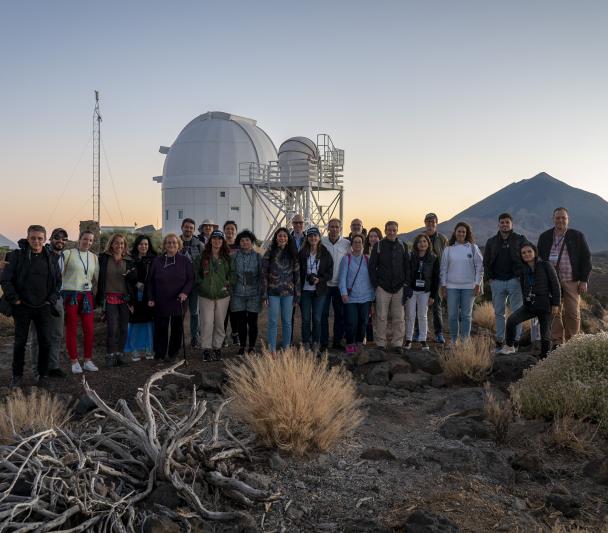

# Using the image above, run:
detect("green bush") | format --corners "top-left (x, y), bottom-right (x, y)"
top-left (511, 333), bottom-right (608, 432)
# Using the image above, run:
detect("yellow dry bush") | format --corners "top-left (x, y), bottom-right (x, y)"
top-left (545, 415), bottom-right (597, 457)
top-left (0, 389), bottom-right (69, 443)
top-left (511, 332), bottom-right (608, 434)
top-left (483, 382), bottom-right (513, 443)
top-left (225, 346), bottom-right (363, 456)
top-left (472, 301), bottom-right (496, 332)
top-left (440, 336), bottom-right (494, 384)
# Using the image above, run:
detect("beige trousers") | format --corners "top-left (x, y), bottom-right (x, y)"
top-left (374, 287), bottom-right (405, 348)
top-left (551, 280), bottom-right (581, 345)
top-left (199, 296), bottom-right (230, 350)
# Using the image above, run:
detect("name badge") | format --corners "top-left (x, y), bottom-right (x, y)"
top-left (549, 252), bottom-right (559, 263)
top-left (415, 279), bottom-right (425, 288)
top-left (83, 281), bottom-right (91, 291)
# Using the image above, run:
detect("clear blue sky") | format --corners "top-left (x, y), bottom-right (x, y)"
top-left (2, 0), bottom-right (607, 241)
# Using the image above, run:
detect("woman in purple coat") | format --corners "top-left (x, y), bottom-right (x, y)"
top-left (147, 233), bottom-right (194, 360)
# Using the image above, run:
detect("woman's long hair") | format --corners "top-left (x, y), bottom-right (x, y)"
top-left (412, 233), bottom-right (432, 254)
top-left (202, 235), bottom-right (231, 263)
top-left (448, 222), bottom-right (475, 246)
top-left (301, 236), bottom-right (327, 258)
top-left (130, 234), bottom-right (158, 259)
top-left (104, 233), bottom-right (127, 256)
top-left (364, 227), bottom-right (383, 255)
top-left (269, 227), bottom-right (298, 265)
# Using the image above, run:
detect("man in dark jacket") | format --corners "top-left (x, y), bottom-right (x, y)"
top-left (180, 218), bottom-right (204, 348)
top-left (0, 225), bottom-right (61, 387)
top-left (368, 220), bottom-right (409, 353)
top-left (423, 213), bottom-right (448, 343)
top-left (483, 213), bottom-right (527, 351)
top-left (537, 207), bottom-right (592, 345)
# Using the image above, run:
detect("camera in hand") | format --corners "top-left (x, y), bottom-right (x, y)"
top-left (525, 291), bottom-right (536, 305)
top-left (306, 274), bottom-right (318, 285)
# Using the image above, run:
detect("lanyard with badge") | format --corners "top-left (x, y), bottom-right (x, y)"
top-left (549, 232), bottom-right (566, 267)
top-left (77, 250), bottom-right (91, 291)
top-left (415, 259), bottom-right (426, 288)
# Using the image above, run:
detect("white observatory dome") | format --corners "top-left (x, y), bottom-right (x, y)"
top-left (155, 111), bottom-right (277, 236)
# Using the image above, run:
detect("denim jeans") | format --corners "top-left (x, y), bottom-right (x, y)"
top-left (490, 278), bottom-right (523, 342)
top-left (446, 288), bottom-right (475, 342)
top-left (344, 301), bottom-right (372, 344)
top-left (300, 290), bottom-right (327, 344)
top-left (268, 295), bottom-right (294, 351)
top-left (321, 286), bottom-right (345, 346)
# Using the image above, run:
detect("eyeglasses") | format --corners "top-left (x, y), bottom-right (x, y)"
top-left (292, 221), bottom-right (304, 225)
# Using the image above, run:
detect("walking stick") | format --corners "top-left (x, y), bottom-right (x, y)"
top-left (180, 299), bottom-right (188, 366)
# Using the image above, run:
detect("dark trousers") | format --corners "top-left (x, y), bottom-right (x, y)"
top-left (224, 308), bottom-right (239, 339)
top-left (301, 290), bottom-right (327, 344)
top-left (321, 286), bottom-right (345, 346)
top-left (13, 305), bottom-right (51, 378)
top-left (105, 302), bottom-right (130, 354)
top-left (506, 306), bottom-right (551, 356)
top-left (232, 310), bottom-right (259, 348)
top-left (154, 314), bottom-right (183, 359)
top-left (345, 301), bottom-right (372, 344)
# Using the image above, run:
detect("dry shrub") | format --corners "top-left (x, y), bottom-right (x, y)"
top-left (545, 415), bottom-right (597, 457)
top-left (225, 346), bottom-right (363, 456)
top-left (440, 335), bottom-right (494, 383)
top-left (511, 332), bottom-right (608, 434)
top-left (0, 389), bottom-right (69, 443)
top-left (472, 301), bottom-right (496, 332)
top-left (483, 382), bottom-right (513, 443)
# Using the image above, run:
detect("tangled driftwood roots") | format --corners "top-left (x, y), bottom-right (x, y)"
top-left (0, 361), bottom-right (280, 531)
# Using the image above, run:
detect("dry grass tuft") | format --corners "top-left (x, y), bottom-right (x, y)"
top-left (0, 389), bottom-right (70, 443)
top-left (511, 332), bottom-right (608, 434)
top-left (440, 336), bottom-right (494, 384)
top-left (483, 382), bottom-right (513, 443)
top-left (544, 415), bottom-right (597, 457)
top-left (224, 345), bottom-right (364, 456)
top-left (473, 301), bottom-right (496, 332)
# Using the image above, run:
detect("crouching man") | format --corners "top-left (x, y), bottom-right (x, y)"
top-left (0, 225), bottom-right (61, 387)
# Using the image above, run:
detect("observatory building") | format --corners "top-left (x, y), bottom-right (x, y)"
top-left (155, 111), bottom-right (344, 243)
top-left (154, 111), bottom-right (277, 237)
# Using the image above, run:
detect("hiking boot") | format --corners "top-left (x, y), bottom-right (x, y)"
top-left (404, 340), bottom-right (412, 350)
top-left (83, 360), bottom-right (99, 372)
top-left (48, 368), bottom-right (66, 378)
top-left (144, 352), bottom-right (154, 360)
top-left (494, 341), bottom-right (504, 354)
top-left (131, 351), bottom-right (141, 362)
top-left (10, 375), bottom-right (23, 388)
top-left (435, 334), bottom-right (446, 344)
top-left (212, 348), bottom-right (222, 361)
top-left (71, 361), bottom-right (83, 374)
top-left (420, 341), bottom-right (430, 351)
top-left (392, 346), bottom-right (403, 355)
top-left (232, 333), bottom-right (240, 346)
top-left (114, 353), bottom-right (131, 366)
top-left (105, 353), bottom-right (116, 368)
top-left (202, 349), bottom-right (212, 362)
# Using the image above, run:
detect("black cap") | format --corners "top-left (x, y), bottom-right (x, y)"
top-left (210, 229), bottom-right (225, 239)
top-left (51, 228), bottom-right (68, 239)
top-left (306, 227), bottom-right (321, 237)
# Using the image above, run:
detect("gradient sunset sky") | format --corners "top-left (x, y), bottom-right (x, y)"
top-left (2, 1), bottom-right (608, 242)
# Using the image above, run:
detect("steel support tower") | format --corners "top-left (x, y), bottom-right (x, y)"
top-left (92, 90), bottom-right (102, 223)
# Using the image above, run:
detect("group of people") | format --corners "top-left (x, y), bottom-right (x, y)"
top-left (0, 206), bottom-right (592, 387)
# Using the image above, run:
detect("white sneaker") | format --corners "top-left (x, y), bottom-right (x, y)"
top-left (499, 345), bottom-right (516, 355)
top-left (83, 360), bottom-right (99, 372)
top-left (71, 361), bottom-right (83, 374)
top-left (131, 351), bottom-right (141, 362)
top-left (145, 352), bottom-right (154, 360)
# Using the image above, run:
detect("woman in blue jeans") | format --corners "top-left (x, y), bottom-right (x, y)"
top-left (439, 222), bottom-right (483, 343)
top-left (298, 227), bottom-right (333, 352)
top-left (261, 228), bottom-right (300, 354)
top-left (339, 234), bottom-right (375, 354)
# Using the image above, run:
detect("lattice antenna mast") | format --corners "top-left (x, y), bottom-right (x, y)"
top-left (93, 90), bottom-right (102, 223)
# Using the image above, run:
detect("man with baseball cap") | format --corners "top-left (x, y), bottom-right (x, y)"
top-left (423, 213), bottom-right (448, 343)
top-left (30, 228), bottom-right (69, 379)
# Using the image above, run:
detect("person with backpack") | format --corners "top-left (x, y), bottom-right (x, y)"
top-left (404, 234), bottom-right (440, 351)
top-left (440, 222), bottom-right (483, 343)
top-left (339, 234), bottom-right (375, 354)
top-left (499, 242), bottom-right (561, 357)
top-left (299, 227), bottom-right (333, 352)
top-left (231, 230), bottom-right (263, 355)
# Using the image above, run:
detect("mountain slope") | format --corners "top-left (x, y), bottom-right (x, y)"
top-left (402, 172), bottom-right (608, 251)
